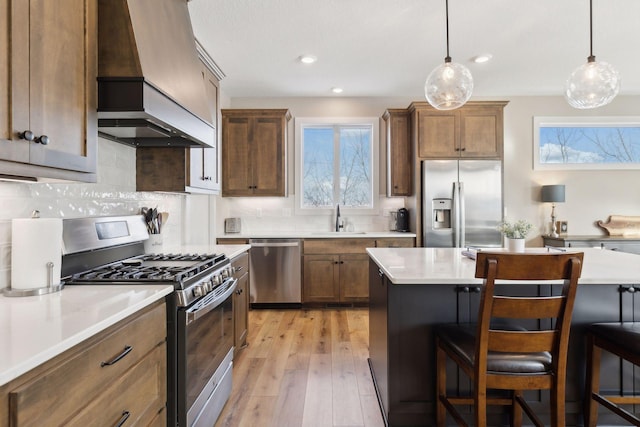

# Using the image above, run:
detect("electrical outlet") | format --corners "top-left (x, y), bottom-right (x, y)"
top-left (256, 208), bottom-right (262, 217)
top-left (383, 209), bottom-right (391, 217)
top-left (283, 208), bottom-right (291, 217)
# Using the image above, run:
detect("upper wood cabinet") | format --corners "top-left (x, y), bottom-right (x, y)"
top-left (383, 109), bottom-right (412, 197)
top-left (136, 59), bottom-right (221, 193)
top-left (221, 109), bottom-right (290, 197)
top-left (410, 101), bottom-right (508, 159)
top-left (0, 0), bottom-right (97, 182)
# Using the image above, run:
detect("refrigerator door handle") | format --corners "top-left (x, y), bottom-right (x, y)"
top-left (452, 182), bottom-right (460, 247)
top-left (459, 181), bottom-right (465, 248)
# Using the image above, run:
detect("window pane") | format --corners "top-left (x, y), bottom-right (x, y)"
top-left (339, 126), bottom-right (372, 207)
top-left (302, 127), bottom-right (334, 207)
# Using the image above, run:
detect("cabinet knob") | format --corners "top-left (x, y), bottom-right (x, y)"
top-left (19, 130), bottom-right (35, 141)
top-left (621, 286), bottom-right (637, 293)
top-left (460, 147), bottom-right (466, 151)
top-left (36, 135), bottom-right (50, 145)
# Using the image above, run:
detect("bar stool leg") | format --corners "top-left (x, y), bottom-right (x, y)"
top-left (585, 333), bottom-right (602, 427)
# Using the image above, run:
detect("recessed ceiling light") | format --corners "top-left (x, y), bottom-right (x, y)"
top-left (472, 54), bottom-right (493, 64)
top-left (331, 87), bottom-right (343, 94)
top-left (299, 55), bottom-right (317, 64)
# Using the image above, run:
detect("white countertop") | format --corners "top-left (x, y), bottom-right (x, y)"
top-left (217, 231), bottom-right (416, 239)
top-left (0, 244), bottom-right (251, 387)
top-left (0, 284), bottom-right (173, 386)
top-left (367, 247), bottom-right (640, 285)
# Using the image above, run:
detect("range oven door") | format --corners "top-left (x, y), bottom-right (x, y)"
top-left (177, 278), bottom-right (237, 427)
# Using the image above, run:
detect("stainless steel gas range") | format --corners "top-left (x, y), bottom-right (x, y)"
top-left (61, 215), bottom-right (236, 427)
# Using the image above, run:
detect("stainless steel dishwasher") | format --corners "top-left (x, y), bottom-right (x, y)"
top-left (249, 239), bottom-right (301, 306)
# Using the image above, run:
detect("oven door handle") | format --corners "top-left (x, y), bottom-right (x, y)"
top-left (185, 278), bottom-right (238, 324)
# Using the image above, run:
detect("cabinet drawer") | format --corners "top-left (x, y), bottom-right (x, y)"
top-left (231, 251), bottom-right (249, 277)
top-left (9, 302), bottom-right (166, 426)
top-left (375, 238), bottom-right (415, 248)
top-left (303, 238), bottom-right (373, 254)
top-left (64, 343), bottom-right (166, 427)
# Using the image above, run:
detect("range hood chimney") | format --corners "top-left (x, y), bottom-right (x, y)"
top-left (97, 0), bottom-right (214, 147)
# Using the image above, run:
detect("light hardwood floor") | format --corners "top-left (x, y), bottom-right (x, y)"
top-left (215, 308), bottom-right (385, 427)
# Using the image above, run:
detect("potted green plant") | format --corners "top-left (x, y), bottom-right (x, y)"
top-left (497, 219), bottom-right (534, 252)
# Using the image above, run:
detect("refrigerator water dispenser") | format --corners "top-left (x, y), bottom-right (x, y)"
top-left (432, 198), bottom-right (452, 229)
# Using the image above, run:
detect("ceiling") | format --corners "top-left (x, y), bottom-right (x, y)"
top-left (188, 0), bottom-right (640, 99)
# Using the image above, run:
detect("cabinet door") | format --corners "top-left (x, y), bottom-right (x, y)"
top-left (234, 271), bottom-right (249, 354)
top-left (459, 106), bottom-right (502, 158)
top-left (188, 147), bottom-right (218, 192)
top-left (1, 0), bottom-right (97, 178)
top-left (339, 253), bottom-right (369, 303)
top-left (303, 255), bottom-right (340, 303)
top-left (416, 110), bottom-right (458, 158)
top-left (221, 115), bottom-right (253, 196)
top-left (384, 109), bottom-right (412, 196)
top-left (252, 116), bottom-right (285, 196)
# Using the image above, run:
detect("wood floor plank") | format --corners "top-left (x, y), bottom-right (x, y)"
top-left (311, 310), bottom-right (332, 354)
top-left (246, 311), bottom-right (285, 359)
top-left (251, 327), bottom-right (295, 396)
top-left (302, 353), bottom-right (334, 427)
top-left (332, 341), bottom-right (364, 426)
top-left (360, 394), bottom-right (386, 427)
top-left (285, 310), bottom-right (316, 371)
top-left (236, 395), bottom-right (277, 427)
top-left (269, 368), bottom-right (308, 427)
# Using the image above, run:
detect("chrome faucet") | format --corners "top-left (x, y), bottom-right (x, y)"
top-left (335, 204), bottom-right (342, 232)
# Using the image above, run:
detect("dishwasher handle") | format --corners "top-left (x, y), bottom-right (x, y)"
top-left (250, 242), bottom-right (299, 248)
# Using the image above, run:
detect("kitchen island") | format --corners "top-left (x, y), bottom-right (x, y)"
top-left (367, 247), bottom-right (640, 426)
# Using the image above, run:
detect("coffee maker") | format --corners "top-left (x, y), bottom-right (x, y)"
top-left (395, 208), bottom-right (409, 232)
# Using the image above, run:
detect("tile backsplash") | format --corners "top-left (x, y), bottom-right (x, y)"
top-left (0, 138), bottom-right (209, 289)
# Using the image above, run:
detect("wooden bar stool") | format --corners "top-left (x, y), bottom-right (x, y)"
top-left (436, 252), bottom-right (583, 427)
top-left (585, 322), bottom-right (640, 426)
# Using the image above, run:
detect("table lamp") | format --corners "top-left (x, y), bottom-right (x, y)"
top-left (541, 185), bottom-right (565, 237)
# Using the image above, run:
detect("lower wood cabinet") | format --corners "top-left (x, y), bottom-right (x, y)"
top-left (303, 237), bottom-right (414, 304)
top-left (231, 251), bottom-right (249, 357)
top-left (303, 253), bottom-right (369, 303)
top-left (0, 300), bottom-right (166, 427)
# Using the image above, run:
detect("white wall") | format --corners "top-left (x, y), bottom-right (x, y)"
top-left (503, 95), bottom-right (640, 245)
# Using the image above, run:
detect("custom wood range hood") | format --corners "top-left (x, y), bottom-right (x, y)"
top-left (97, 0), bottom-right (214, 147)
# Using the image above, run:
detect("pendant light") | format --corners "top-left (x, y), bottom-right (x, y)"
top-left (565, 0), bottom-right (620, 109)
top-left (424, 0), bottom-right (473, 110)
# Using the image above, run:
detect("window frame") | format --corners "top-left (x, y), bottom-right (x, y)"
top-left (294, 117), bottom-right (379, 215)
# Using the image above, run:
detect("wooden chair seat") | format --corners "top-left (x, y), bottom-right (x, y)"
top-left (436, 252), bottom-right (584, 427)
top-left (585, 322), bottom-right (640, 426)
top-left (437, 323), bottom-right (552, 375)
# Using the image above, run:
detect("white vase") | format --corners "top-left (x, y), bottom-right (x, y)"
top-left (506, 238), bottom-right (525, 253)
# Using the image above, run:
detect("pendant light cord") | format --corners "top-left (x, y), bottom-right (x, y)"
top-left (445, 0), bottom-right (451, 62)
top-left (588, 0), bottom-right (595, 62)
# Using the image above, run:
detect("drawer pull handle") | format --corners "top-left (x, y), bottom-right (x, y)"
top-left (236, 265), bottom-right (245, 272)
top-left (101, 345), bottom-right (132, 367)
top-left (115, 411), bottom-right (130, 427)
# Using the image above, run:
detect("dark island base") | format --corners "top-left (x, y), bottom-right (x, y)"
top-left (368, 260), bottom-right (640, 426)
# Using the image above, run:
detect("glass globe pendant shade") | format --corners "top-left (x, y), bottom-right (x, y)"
top-left (565, 57), bottom-right (620, 109)
top-left (425, 59), bottom-right (474, 110)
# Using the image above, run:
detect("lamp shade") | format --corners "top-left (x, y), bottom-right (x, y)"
top-left (541, 185), bottom-right (565, 203)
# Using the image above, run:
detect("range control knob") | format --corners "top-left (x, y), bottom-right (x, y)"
top-left (193, 285), bottom-right (204, 298)
top-left (212, 275), bottom-right (223, 285)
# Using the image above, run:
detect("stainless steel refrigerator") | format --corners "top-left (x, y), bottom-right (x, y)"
top-left (422, 159), bottom-right (502, 248)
